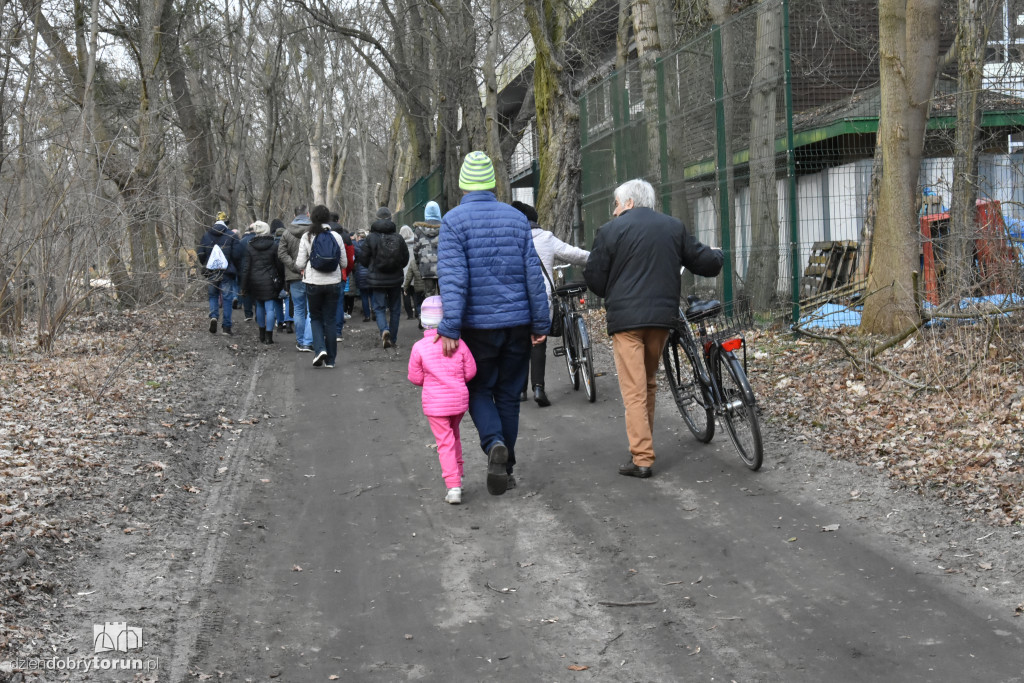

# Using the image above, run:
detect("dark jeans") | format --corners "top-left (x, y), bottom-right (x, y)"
top-left (360, 289), bottom-right (374, 319)
top-left (373, 286), bottom-right (403, 342)
top-left (306, 282), bottom-right (340, 364)
top-left (462, 326), bottom-right (532, 474)
top-left (207, 276), bottom-right (237, 328)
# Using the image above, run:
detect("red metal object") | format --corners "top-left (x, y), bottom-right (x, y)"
top-left (919, 199), bottom-right (1019, 305)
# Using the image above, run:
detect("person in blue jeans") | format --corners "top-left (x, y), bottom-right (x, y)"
top-left (436, 151), bottom-right (549, 495)
top-left (197, 213), bottom-right (246, 336)
top-left (278, 205), bottom-right (314, 351)
top-left (295, 205), bottom-right (349, 368)
top-left (271, 219), bottom-right (291, 331)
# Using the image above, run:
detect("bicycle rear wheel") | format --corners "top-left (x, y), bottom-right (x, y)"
top-left (576, 317), bottom-right (596, 402)
top-left (717, 352), bottom-right (763, 471)
top-left (662, 332), bottom-right (713, 443)
top-left (562, 312), bottom-right (580, 391)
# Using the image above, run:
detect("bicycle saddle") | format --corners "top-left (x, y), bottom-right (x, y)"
top-left (555, 281), bottom-right (588, 296)
top-left (684, 299), bottom-right (721, 321)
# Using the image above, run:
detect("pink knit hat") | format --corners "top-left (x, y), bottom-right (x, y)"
top-left (420, 296), bottom-right (443, 328)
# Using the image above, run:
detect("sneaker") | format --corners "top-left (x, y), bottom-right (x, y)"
top-left (336, 336), bottom-right (343, 342)
top-left (486, 443), bottom-right (509, 495)
top-left (344, 313), bottom-right (352, 320)
top-left (244, 316), bottom-right (254, 322)
top-left (209, 318), bottom-right (217, 334)
top-left (312, 350), bottom-right (327, 367)
top-left (296, 343), bottom-right (313, 352)
top-left (445, 487), bottom-right (462, 505)
top-left (506, 474), bottom-right (517, 490)
top-left (220, 327), bottom-right (233, 336)
top-left (382, 330), bottom-right (392, 349)
top-left (325, 362), bottom-right (335, 369)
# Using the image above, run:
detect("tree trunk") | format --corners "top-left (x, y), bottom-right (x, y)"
top-left (746, 0), bottom-right (783, 311)
top-left (862, 0), bottom-right (941, 334)
top-left (948, 0), bottom-right (993, 301)
top-left (632, 0), bottom-right (663, 184)
top-left (524, 0), bottom-right (582, 242)
top-left (485, 0), bottom-right (510, 201)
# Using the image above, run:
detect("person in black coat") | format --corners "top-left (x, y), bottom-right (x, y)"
top-left (357, 206), bottom-right (409, 348)
top-left (197, 213), bottom-right (246, 335)
top-left (241, 221), bottom-right (285, 344)
top-left (584, 178), bottom-right (723, 479)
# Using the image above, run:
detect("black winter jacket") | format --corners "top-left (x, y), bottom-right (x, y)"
top-left (584, 207), bottom-right (723, 335)
top-left (356, 218), bottom-right (409, 288)
top-left (197, 221), bottom-right (246, 278)
top-left (242, 235), bottom-right (284, 301)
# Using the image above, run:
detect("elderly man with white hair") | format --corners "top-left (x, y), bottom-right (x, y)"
top-left (584, 178), bottom-right (723, 479)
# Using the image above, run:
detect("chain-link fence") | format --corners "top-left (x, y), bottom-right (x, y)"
top-left (580, 0), bottom-right (1024, 321)
top-left (396, 167), bottom-right (445, 228)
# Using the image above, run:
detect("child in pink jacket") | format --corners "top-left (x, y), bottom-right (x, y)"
top-left (408, 296), bottom-right (477, 504)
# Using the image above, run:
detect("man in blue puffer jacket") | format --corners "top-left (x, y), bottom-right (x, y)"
top-left (437, 151), bottom-right (550, 496)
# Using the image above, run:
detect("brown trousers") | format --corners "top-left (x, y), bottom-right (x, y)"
top-left (611, 327), bottom-right (670, 467)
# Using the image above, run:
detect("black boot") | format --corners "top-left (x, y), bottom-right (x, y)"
top-left (266, 330), bottom-right (274, 344)
top-left (259, 328), bottom-right (267, 344)
top-left (533, 385), bottom-right (551, 407)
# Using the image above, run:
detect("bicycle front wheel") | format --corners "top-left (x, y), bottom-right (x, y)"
top-left (717, 352), bottom-right (763, 471)
top-left (576, 317), bottom-right (596, 402)
top-left (562, 312), bottom-right (580, 391)
top-left (662, 332), bottom-right (713, 443)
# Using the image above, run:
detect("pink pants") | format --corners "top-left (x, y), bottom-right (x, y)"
top-left (427, 413), bottom-right (465, 488)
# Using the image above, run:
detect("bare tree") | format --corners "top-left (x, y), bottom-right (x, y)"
top-left (862, 0), bottom-right (942, 334)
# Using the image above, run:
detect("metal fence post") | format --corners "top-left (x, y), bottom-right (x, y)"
top-left (782, 0), bottom-right (800, 324)
top-left (712, 24), bottom-right (733, 303)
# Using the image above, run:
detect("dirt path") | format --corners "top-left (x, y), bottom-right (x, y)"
top-left (5, 308), bottom-right (1024, 681)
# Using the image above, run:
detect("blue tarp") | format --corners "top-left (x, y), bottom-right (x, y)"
top-left (797, 293), bottom-right (1023, 331)
top-left (798, 303), bottom-right (862, 330)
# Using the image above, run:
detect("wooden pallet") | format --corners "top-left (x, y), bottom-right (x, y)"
top-left (801, 240), bottom-right (859, 299)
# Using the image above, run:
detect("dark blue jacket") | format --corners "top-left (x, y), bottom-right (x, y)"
top-left (437, 191), bottom-right (549, 339)
top-left (197, 221), bottom-right (245, 278)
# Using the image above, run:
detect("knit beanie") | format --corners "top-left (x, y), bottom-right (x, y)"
top-left (376, 206), bottom-right (392, 220)
top-left (424, 201), bottom-right (442, 223)
top-left (459, 151), bottom-right (496, 191)
top-left (420, 296), bottom-right (443, 328)
top-left (251, 221), bottom-right (271, 236)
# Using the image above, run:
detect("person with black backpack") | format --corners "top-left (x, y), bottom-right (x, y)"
top-left (357, 206), bottom-right (409, 349)
top-left (295, 205), bottom-right (350, 368)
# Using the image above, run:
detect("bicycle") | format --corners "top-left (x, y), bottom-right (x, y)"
top-left (550, 264), bottom-right (597, 402)
top-left (662, 294), bottom-right (763, 470)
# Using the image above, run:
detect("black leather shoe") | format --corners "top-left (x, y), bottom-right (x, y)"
top-left (533, 385), bottom-right (551, 407)
top-left (486, 443), bottom-right (509, 495)
top-left (506, 474), bottom-right (517, 490)
top-left (618, 461), bottom-right (652, 478)
top-left (520, 390), bottom-right (528, 402)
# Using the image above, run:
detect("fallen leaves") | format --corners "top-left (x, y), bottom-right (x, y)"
top-left (751, 321), bottom-right (1024, 526)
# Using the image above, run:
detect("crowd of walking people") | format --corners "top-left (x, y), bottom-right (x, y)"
top-left (198, 151), bottom-right (722, 504)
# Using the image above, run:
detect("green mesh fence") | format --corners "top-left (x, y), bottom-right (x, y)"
top-left (580, 0), bottom-right (1024, 321)
top-left (397, 167), bottom-right (445, 228)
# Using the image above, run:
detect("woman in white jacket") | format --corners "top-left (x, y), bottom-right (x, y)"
top-left (513, 201), bottom-right (590, 407)
top-left (295, 204), bottom-right (350, 369)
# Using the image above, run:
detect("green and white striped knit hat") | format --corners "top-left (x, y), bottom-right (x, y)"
top-left (459, 151), bottom-right (496, 191)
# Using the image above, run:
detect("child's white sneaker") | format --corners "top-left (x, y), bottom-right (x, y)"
top-left (445, 487), bottom-right (462, 505)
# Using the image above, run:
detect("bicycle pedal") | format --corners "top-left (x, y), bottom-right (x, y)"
top-left (553, 346), bottom-right (566, 357)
